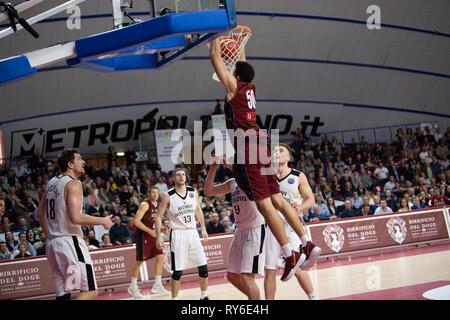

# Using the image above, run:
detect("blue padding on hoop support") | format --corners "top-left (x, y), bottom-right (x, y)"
top-left (120, 35), bottom-right (186, 54)
top-left (224, 0), bottom-right (237, 26)
top-left (70, 9), bottom-right (232, 62)
top-left (0, 55), bottom-right (36, 86)
top-left (0, 2), bottom-right (237, 85)
top-left (156, 31), bottom-right (216, 69)
top-left (68, 53), bottom-right (158, 72)
top-left (69, 31), bottom-right (215, 71)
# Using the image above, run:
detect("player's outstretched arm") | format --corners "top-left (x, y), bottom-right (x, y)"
top-left (291, 172), bottom-right (315, 214)
top-left (209, 37), bottom-right (237, 96)
top-left (204, 156), bottom-right (232, 196)
top-left (36, 192), bottom-right (49, 236)
top-left (66, 180), bottom-right (113, 229)
top-left (239, 45), bottom-right (246, 62)
top-left (155, 193), bottom-right (169, 249)
top-left (195, 189), bottom-right (208, 243)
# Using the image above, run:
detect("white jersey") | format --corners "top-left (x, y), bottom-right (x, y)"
top-left (45, 174), bottom-right (83, 239)
top-left (230, 179), bottom-right (265, 231)
top-left (276, 169), bottom-right (304, 223)
top-left (166, 186), bottom-right (197, 230)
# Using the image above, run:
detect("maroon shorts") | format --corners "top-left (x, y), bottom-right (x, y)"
top-left (135, 230), bottom-right (163, 261)
top-left (232, 141), bottom-right (280, 201)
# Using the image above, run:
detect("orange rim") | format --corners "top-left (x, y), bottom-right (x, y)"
top-left (232, 25), bottom-right (251, 32)
top-left (219, 25), bottom-right (251, 41)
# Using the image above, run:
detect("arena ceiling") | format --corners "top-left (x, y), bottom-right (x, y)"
top-left (0, 0), bottom-right (449, 129)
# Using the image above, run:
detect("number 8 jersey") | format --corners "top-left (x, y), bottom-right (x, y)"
top-left (167, 186), bottom-right (197, 230)
top-left (45, 174), bottom-right (83, 239)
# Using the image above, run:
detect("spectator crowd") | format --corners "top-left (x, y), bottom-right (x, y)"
top-left (0, 124), bottom-right (449, 260)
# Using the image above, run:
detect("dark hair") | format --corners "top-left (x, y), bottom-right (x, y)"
top-left (26, 229), bottom-right (35, 238)
top-left (58, 149), bottom-right (79, 172)
top-left (234, 61), bottom-right (255, 83)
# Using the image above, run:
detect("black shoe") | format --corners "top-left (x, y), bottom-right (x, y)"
top-left (200, 296), bottom-right (209, 300)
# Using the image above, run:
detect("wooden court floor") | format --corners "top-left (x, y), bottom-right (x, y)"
top-left (99, 241), bottom-right (450, 300)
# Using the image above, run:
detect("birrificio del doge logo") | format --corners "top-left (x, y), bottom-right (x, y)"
top-left (322, 224), bottom-right (345, 253)
top-left (386, 217), bottom-right (407, 244)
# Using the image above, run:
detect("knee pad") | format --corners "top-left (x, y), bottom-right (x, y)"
top-left (172, 270), bottom-right (182, 281)
top-left (198, 264), bottom-right (208, 278)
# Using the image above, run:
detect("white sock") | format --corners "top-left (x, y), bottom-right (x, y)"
top-left (131, 277), bottom-right (137, 286)
top-left (154, 275), bottom-right (162, 286)
top-left (172, 296), bottom-right (179, 300)
top-left (282, 243), bottom-right (292, 257)
top-left (308, 292), bottom-right (317, 300)
top-left (300, 235), bottom-right (309, 247)
top-left (201, 291), bottom-right (208, 299)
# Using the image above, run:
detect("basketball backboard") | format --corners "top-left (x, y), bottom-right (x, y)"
top-left (152, 0), bottom-right (225, 16)
top-left (0, 0), bottom-right (236, 85)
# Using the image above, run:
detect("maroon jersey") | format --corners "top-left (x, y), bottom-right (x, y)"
top-left (141, 199), bottom-right (159, 230)
top-left (223, 81), bottom-right (280, 201)
top-left (429, 195), bottom-right (450, 207)
top-left (225, 81), bottom-right (259, 131)
top-left (135, 199), bottom-right (163, 261)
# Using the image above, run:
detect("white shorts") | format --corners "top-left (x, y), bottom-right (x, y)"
top-left (46, 235), bottom-right (97, 297)
top-left (170, 229), bottom-right (207, 271)
top-left (265, 223), bottom-right (301, 270)
top-left (227, 224), bottom-right (266, 276)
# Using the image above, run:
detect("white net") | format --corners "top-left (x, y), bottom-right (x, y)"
top-left (213, 25), bottom-right (251, 81)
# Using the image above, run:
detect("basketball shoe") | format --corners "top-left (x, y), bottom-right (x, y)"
top-left (128, 284), bottom-right (144, 299)
top-left (151, 284), bottom-right (171, 295)
top-left (300, 241), bottom-right (322, 270)
top-left (281, 250), bottom-right (306, 282)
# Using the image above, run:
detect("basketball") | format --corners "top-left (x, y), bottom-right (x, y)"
top-left (221, 39), bottom-right (239, 62)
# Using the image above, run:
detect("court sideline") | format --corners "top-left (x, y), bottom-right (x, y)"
top-left (95, 241), bottom-right (450, 300)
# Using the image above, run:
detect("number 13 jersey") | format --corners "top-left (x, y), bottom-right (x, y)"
top-left (45, 174), bottom-right (83, 239)
top-left (167, 186), bottom-right (197, 230)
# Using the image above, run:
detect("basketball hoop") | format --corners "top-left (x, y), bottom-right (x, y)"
top-left (213, 25), bottom-right (251, 82)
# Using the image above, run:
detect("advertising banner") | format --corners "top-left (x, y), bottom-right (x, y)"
top-left (1, 208), bottom-right (448, 300)
top-left (90, 245), bottom-right (136, 287)
top-left (0, 234), bottom-right (233, 300)
top-left (308, 208), bottom-right (450, 257)
top-left (146, 233), bottom-right (233, 279)
top-left (154, 129), bottom-right (184, 172)
top-left (0, 102), bottom-right (344, 161)
top-left (0, 257), bottom-right (55, 300)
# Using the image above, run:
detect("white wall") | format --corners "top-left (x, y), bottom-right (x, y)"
top-left (0, 0), bottom-right (449, 158)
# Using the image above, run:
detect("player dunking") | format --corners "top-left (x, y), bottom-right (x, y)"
top-left (264, 144), bottom-right (320, 300)
top-left (210, 37), bottom-right (321, 281)
top-left (36, 149), bottom-right (113, 300)
top-left (204, 156), bottom-right (266, 300)
top-left (128, 186), bottom-right (170, 299)
top-left (155, 168), bottom-right (209, 300)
